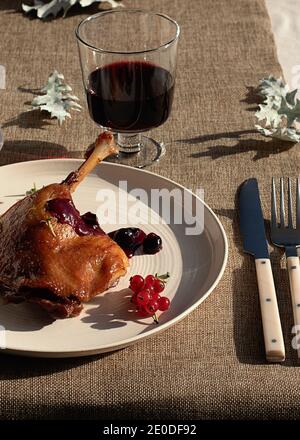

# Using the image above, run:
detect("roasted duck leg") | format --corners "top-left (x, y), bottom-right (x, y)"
top-left (0, 132), bottom-right (129, 318)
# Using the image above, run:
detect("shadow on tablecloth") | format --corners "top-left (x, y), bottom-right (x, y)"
top-left (179, 130), bottom-right (295, 162)
top-left (0, 350), bottom-right (114, 380)
top-left (0, 139), bottom-right (84, 166)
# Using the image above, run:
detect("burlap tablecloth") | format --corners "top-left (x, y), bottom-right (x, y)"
top-left (1, 0), bottom-right (299, 420)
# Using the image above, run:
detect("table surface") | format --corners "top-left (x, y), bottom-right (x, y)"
top-left (1, 0), bottom-right (300, 420)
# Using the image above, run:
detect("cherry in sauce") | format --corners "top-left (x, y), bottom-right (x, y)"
top-left (108, 228), bottom-right (162, 258)
top-left (143, 232), bottom-right (162, 254)
top-left (108, 228), bottom-right (146, 258)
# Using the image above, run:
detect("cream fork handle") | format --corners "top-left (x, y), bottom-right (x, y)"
top-left (287, 256), bottom-right (300, 358)
top-left (255, 259), bottom-right (285, 362)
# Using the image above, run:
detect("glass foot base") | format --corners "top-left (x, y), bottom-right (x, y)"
top-left (105, 135), bottom-right (166, 168)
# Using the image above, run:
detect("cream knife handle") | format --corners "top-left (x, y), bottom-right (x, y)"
top-left (255, 258), bottom-right (285, 362)
top-left (287, 256), bottom-right (300, 358)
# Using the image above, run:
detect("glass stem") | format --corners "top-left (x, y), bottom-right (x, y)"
top-left (117, 133), bottom-right (142, 154)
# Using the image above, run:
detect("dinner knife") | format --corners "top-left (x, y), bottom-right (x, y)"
top-left (239, 178), bottom-right (285, 362)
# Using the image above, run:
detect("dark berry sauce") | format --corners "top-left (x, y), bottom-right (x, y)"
top-left (45, 199), bottom-right (163, 257)
top-left (46, 198), bottom-right (105, 236)
top-left (108, 228), bottom-right (146, 258)
top-left (143, 233), bottom-right (162, 254)
top-left (108, 228), bottom-right (162, 258)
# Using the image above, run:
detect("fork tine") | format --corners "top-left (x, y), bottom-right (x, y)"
top-left (296, 177), bottom-right (300, 228)
top-left (271, 177), bottom-right (277, 228)
top-left (280, 178), bottom-right (285, 227)
top-left (288, 178), bottom-right (293, 228)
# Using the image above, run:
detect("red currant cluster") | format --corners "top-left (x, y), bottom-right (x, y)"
top-left (129, 273), bottom-right (170, 323)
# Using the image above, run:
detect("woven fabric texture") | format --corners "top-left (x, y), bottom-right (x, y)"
top-left (1, 0), bottom-right (299, 420)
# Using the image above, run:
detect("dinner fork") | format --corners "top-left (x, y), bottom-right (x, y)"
top-left (271, 177), bottom-right (300, 357)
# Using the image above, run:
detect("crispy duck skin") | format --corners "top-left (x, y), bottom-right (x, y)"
top-left (0, 132), bottom-right (129, 318)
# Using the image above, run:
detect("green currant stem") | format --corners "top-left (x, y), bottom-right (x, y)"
top-left (155, 272), bottom-right (170, 283)
top-left (152, 313), bottom-right (159, 324)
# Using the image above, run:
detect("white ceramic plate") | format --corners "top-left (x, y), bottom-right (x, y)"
top-left (0, 159), bottom-right (227, 357)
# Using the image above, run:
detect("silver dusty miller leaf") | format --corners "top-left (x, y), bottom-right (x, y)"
top-left (22, 0), bottom-right (121, 19)
top-left (31, 70), bottom-right (81, 124)
top-left (255, 76), bottom-right (300, 143)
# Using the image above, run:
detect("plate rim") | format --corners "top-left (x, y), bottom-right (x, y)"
top-left (0, 159), bottom-right (228, 357)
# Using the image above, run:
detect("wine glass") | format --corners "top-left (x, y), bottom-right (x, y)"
top-left (75, 9), bottom-right (180, 168)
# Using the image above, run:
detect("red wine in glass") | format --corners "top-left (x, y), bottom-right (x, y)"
top-left (76, 9), bottom-right (180, 167)
top-left (86, 61), bottom-right (175, 133)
